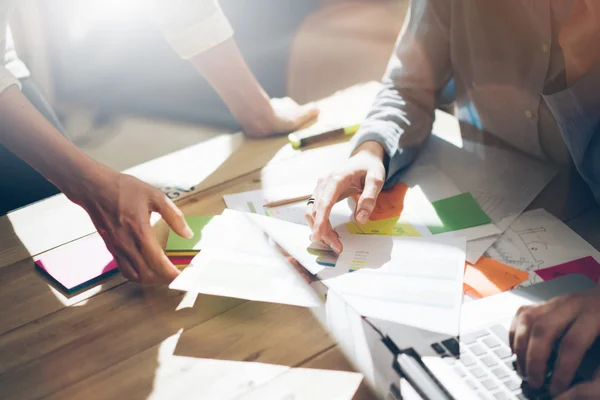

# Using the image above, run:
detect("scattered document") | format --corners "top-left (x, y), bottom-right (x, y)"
top-left (464, 257), bottom-right (529, 298)
top-left (169, 210), bottom-right (330, 307)
top-left (485, 209), bottom-right (600, 287)
top-left (325, 290), bottom-right (377, 386)
top-left (170, 248), bottom-right (321, 307)
top-left (224, 187), bottom-right (352, 229)
top-left (536, 256), bottom-right (600, 284)
top-left (236, 367), bottom-right (364, 400)
top-left (414, 130), bottom-right (557, 260)
top-left (245, 212), bottom-right (330, 275)
top-left (151, 330), bottom-right (363, 400)
top-left (323, 236), bottom-right (466, 336)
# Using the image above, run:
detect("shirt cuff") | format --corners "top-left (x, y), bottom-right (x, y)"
top-left (350, 121), bottom-right (419, 186)
top-left (161, 9), bottom-right (234, 60)
top-left (543, 62), bottom-right (600, 129)
top-left (0, 66), bottom-right (21, 94)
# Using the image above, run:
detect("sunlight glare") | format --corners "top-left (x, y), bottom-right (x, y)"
top-left (47, 283), bottom-right (104, 307)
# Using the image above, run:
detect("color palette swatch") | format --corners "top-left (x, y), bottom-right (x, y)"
top-left (346, 184), bottom-right (491, 238)
top-left (166, 215), bottom-right (216, 268)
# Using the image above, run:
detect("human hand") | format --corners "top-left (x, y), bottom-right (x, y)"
top-left (67, 166), bottom-right (193, 284)
top-left (305, 141), bottom-right (386, 254)
top-left (560, 1), bottom-right (600, 85)
top-left (243, 97), bottom-right (319, 138)
top-left (510, 287), bottom-right (600, 397)
top-left (555, 374), bottom-right (600, 400)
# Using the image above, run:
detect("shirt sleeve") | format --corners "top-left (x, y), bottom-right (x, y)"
top-left (149, 0), bottom-right (234, 60)
top-left (350, 0), bottom-right (452, 184)
top-left (0, 65), bottom-right (20, 94)
top-left (543, 64), bottom-right (600, 206)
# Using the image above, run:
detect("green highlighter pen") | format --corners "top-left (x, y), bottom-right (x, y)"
top-left (288, 123), bottom-right (361, 150)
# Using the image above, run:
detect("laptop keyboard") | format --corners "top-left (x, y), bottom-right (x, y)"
top-left (431, 324), bottom-right (545, 400)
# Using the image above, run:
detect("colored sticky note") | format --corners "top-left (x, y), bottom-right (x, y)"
top-left (344, 217), bottom-right (420, 237)
top-left (352, 183), bottom-right (409, 221)
top-left (536, 256), bottom-right (600, 284)
top-left (35, 234), bottom-right (118, 293)
top-left (428, 193), bottom-right (491, 234)
top-left (166, 216), bottom-right (215, 251)
top-left (464, 257), bottom-right (529, 298)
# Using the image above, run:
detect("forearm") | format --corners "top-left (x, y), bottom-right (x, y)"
top-left (189, 38), bottom-right (275, 134)
top-left (0, 86), bottom-right (109, 200)
top-left (350, 0), bottom-right (452, 182)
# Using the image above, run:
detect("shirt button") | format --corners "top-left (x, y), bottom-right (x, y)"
top-left (542, 43), bottom-right (549, 53)
top-left (525, 110), bottom-right (533, 118)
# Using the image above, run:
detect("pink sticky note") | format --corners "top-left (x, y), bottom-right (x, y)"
top-left (535, 256), bottom-right (600, 284)
top-left (35, 234), bottom-right (118, 292)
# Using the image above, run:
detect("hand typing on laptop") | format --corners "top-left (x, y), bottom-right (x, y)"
top-left (509, 286), bottom-right (600, 398)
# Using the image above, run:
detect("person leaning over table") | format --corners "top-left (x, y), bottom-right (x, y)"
top-left (0, 0), bottom-right (318, 284)
top-left (306, 0), bottom-right (600, 398)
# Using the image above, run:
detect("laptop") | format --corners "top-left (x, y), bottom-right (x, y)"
top-left (359, 274), bottom-right (599, 399)
top-left (245, 213), bottom-right (598, 399)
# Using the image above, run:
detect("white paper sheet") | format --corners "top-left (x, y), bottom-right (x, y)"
top-left (245, 212), bottom-right (329, 275)
top-left (416, 134), bottom-right (557, 233)
top-left (325, 290), bottom-right (377, 386)
top-left (224, 188), bottom-right (353, 229)
top-left (151, 330), bottom-right (363, 400)
top-left (485, 209), bottom-right (600, 287)
top-left (235, 368), bottom-right (364, 400)
top-left (323, 236), bottom-right (466, 336)
top-left (170, 248), bottom-right (321, 307)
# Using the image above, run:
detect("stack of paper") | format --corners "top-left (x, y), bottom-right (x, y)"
top-left (165, 216), bottom-right (216, 269)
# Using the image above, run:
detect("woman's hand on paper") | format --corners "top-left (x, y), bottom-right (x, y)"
top-left (68, 167), bottom-right (193, 284)
top-left (510, 286), bottom-right (600, 397)
top-left (305, 141), bottom-right (386, 254)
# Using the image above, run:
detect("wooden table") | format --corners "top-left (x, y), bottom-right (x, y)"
top-left (0, 86), bottom-right (598, 400)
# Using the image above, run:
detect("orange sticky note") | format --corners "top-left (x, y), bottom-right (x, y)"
top-left (352, 182), bottom-right (409, 221)
top-left (464, 257), bottom-right (529, 298)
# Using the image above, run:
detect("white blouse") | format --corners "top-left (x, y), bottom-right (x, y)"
top-left (0, 0), bottom-right (234, 94)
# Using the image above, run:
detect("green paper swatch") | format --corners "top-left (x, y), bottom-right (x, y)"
top-left (427, 193), bottom-right (491, 234)
top-left (166, 216), bottom-right (215, 251)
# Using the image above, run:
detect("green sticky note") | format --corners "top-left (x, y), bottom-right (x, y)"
top-left (427, 193), bottom-right (491, 234)
top-left (166, 216), bottom-right (215, 251)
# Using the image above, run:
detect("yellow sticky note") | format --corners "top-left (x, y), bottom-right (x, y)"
top-left (464, 257), bottom-right (529, 298)
top-left (344, 222), bottom-right (364, 234)
top-left (345, 217), bottom-right (420, 237)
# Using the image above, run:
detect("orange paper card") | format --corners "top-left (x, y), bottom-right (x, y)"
top-left (352, 182), bottom-right (409, 221)
top-left (464, 257), bottom-right (529, 298)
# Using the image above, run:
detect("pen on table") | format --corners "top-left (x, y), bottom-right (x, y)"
top-left (263, 194), bottom-right (313, 208)
top-left (288, 123), bottom-right (361, 150)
